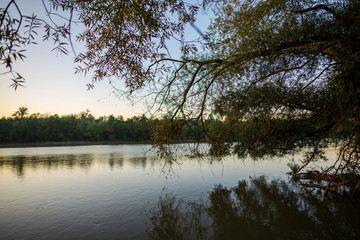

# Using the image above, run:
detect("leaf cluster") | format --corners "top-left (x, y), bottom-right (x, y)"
top-left (1, 0), bottom-right (75, 89)
top-left (72, 0), bottom-right (199, 90)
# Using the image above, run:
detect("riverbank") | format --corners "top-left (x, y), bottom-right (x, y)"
top-left (0, 141), bottom-right (153, 148)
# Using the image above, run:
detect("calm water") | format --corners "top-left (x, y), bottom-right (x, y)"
top-left (0, 145), bottom-right (358, 239)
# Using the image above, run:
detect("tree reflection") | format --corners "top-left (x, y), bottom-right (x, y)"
top-left (0, 153), bottom-right (158, 177)
top-left (146, 177), bottom-right (360, 240)
top-left (129, 157), bottom-right (148, 169)
top-left (0, 155), bottom-right (27, 177)
top-left (0, 154), bottom-right (94, 177)
top-left (108, 153), bottom-right (124, 170)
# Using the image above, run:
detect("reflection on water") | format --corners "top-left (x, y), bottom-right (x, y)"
top-left (0, 153), bottom-right (155, 178)
top-left (0, 154), bottom-right (95, 177)
top-left (147, 176), bottom-right (360, 240)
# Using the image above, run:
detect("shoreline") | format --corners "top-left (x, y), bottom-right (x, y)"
top-left (0, 141), bottom-right (153, 149)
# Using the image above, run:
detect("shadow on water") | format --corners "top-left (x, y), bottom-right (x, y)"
top-left (146, 176), bottom-right (360, 240)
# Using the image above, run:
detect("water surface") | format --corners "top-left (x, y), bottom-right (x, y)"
top-left (0, 144), bottom-right (357, 239)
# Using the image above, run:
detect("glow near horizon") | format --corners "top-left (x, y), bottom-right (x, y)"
top-left (0, 0), bottom-right (210, 118)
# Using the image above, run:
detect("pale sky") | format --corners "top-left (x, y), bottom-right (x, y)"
top-left (0, 38), bottom-right (146, 118)
top-left (0, 0), bottom-right (210, 118)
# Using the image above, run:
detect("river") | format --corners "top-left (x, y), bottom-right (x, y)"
top-left (0, 144), bottom-right (359, 239)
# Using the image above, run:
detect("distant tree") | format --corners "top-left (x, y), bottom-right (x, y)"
top-left (12, 106), bottom-right (29, 118)
top-left (79, 109), bottom-right (94, 122)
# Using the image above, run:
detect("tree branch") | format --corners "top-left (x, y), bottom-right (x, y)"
top-left (291, 4), bottom-right (360, 21)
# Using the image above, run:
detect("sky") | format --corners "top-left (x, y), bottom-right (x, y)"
top-left (0, 0), bottom-right (210, 118)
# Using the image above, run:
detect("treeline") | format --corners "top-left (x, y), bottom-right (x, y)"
top-left (0, 111), bottom-right (154, 143)
top-left (0, 109), bottom-right (213, 144)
